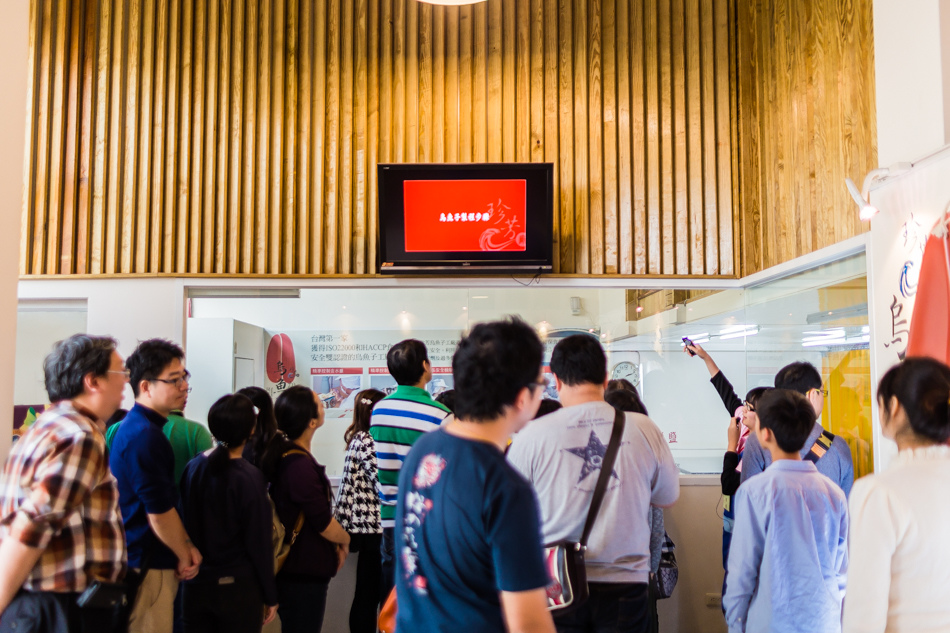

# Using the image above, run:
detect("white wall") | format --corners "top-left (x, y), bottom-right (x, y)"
top-left (14, 306), bottom-right (87, 406)
top-left (18, 279), bottom-right (186, 410)
top-left (0, 0), bottom-right (29, 462)
top-left (874, 0), bottom-right (950, 165)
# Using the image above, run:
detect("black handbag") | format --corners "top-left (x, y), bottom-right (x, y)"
top-left (543, 408), bottom-right (625, 613)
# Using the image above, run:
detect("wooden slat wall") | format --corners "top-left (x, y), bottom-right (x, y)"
top-left (735, 0), bottom-right (877, 275)
top-left (23, 0), bottom-right (742, 276)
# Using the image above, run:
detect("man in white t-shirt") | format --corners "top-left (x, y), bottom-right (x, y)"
top-left (507, 335), bottom-right (680, 633)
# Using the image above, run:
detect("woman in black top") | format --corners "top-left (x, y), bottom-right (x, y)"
top-left (262, 385), bottom-right (350, 633)
top-left (179, 394), bottom-right (278, 633)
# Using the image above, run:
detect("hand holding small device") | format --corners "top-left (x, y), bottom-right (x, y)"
top-left (727, 417), bottom-right (740, 453)
top-left (682, 337), bottom-right (696, 356)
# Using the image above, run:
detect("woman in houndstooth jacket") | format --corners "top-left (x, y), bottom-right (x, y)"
top-left (334, 389), bottom-right (386, 633)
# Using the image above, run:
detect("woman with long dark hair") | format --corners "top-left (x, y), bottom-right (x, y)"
top-left (237, 386), bottom-right (277, 469)
top-left (843, 357), bottom-right (950, 633)
top-left (334, 389), bottom-right (386, 633)
top-left (179, 393), bottom-right (278, 633)
top-left (262, 385), bottom-right (350, 633)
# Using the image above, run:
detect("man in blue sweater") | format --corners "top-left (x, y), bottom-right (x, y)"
top-left (110, 339), bottom-right (202, 633)
top-left (739, 361), bottom-right (854, 497)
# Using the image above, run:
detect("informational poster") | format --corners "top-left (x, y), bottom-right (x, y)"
top-left (263, 329), bottom-right (463, 417)
top-left (868, 148), bottom-right (950, 470)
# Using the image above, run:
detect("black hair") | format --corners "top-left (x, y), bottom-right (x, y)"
top-left (774, 361), bottom-right (822, 395)
top-left (745, 386), bottom-right (772, 408)
top-left (452, 317), bottom-right (543, 423)
top-left (606, 378), bottom-right (637, 394)
top-left (605, 387), bottom-right (649, 415)
top-left (43, 334), bottom-right (117, 402)
top-left (534, 398), bottom-right (563, 418)
top-left (207, 394), bottom-right (257, 474)
top-left (434, 389), bottom-right (456, 414)
top-left (236, 386), bottom-right (278, 469)
top-left (261, 385), bottom-right (319, 483)
top-left (550, 335), bottom-right (607, 387)
top-left (105, 408), bottom-right (128, 429)
top-left (877, 357), bottom-right (950, 444)
top-left (344, 389), bottom-right (385, 446)
top-left (387, 339), bottom-right (429, 386)
top-left (127, 339), bottom-right (185, 397)
top-left (755, 388), bottom-right (816, 453)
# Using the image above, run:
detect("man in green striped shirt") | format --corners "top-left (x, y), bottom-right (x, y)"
top-left (370, 339), bottom-right (450, 602)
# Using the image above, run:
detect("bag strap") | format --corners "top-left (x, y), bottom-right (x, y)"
top-left (280, 448), bottom-right (310, 541)
top-left (804, 429), bottom-right (835, 463)
top-left (579, 407), bottom-right (626, 547)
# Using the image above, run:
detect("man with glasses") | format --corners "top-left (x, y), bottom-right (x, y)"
top-left (508, 334), bottom-right (680, 633)
top-left (110, 339), bottom-right (202, 633)
top-left (0, 335), bottom-right (128, 631)
top-left (739, 361), bottom-right (854, 497)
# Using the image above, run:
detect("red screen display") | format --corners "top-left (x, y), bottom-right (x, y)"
top-left (403, 179), bottom-right (527, 252)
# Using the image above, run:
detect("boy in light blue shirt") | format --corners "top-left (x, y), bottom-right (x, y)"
top-left (724, 389), bottom-right (848, 633)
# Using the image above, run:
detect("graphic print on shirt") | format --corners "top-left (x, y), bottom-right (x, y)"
top-left (564, 429), bottom-right (619, 484)
top-left (402, 453), bottom-right (445, 596)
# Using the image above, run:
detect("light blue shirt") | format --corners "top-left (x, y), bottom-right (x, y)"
top-left (724, 460), bottom-right (848, 633)
top-left (740, 421), bottom-right (854, 497)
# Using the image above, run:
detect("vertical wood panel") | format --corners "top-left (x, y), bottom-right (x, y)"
top-left (672, 0), bottom-right (689, 275)
top-left (24, 0), bottom-right (873, 278)
top-left (659, 0), bottom-right (674, 275)
top-left (601, 0), bottom-right (617, 274)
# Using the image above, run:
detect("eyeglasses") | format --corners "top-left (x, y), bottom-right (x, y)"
top-left (526, 381), bottom-right (545, 392)
top-left (107, 369), bottom-right (131, 380)
top-left (150, 370), bottom-right (192, 390)
top-left (743, 401), bottom-right (755, 413)
top-left (811, 388), bottom-right (829, 397)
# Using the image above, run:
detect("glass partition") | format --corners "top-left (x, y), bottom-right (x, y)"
top-left (186, 253), bottom-right (871, 479)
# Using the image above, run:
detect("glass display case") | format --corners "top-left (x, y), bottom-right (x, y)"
top-left (185, 252), bottom-right (871, 480)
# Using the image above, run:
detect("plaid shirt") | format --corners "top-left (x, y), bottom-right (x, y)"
top-left (0, 401), bottom-right (126, 592)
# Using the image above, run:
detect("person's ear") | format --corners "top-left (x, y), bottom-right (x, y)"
top-left (84, 372), bottom-right (101, 394)
top-left (553, 374), bottom-right (564, 392)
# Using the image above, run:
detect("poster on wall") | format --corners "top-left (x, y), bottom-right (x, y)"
top-left (868, 148), bottom-right (950, 470)
top-left (264, 330), bottom-right (463, 417)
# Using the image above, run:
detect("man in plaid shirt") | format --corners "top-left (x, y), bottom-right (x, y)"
top-left (0, 334), bottom-right (129, 631)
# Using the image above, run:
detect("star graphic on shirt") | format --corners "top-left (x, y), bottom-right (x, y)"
top-left (564, 430), bottom-right (619, 484)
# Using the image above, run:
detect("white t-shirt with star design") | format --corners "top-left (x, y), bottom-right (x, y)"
top-left (507, 400), bottom-right (680, 584)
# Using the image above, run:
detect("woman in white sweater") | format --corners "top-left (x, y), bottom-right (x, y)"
top-left (843, 357), bottom-right (950, 633)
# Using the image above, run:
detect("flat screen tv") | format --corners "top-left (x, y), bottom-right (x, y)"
top-left (377, 163), bottom-right (554, 274)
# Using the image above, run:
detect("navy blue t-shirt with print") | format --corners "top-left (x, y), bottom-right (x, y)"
top-left (394, 427), bottom-right (549, 633)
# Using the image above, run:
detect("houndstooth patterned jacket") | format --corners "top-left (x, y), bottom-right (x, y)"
top-left (334, 431), bottom-right (382, 534)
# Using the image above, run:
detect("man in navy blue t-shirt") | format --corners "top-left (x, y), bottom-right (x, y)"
top-left (395, 318), bottom-right (555, 633)
top-left (110, 339), bottom-right (202, 633)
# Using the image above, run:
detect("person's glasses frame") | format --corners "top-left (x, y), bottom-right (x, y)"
top-left (107, 369), bottom-right (131, 381)
top-left (149, 370), bottom-right (192, 391)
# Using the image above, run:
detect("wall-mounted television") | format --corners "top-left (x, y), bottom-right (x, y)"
top-left (377, 163), bottom-right (554, 274)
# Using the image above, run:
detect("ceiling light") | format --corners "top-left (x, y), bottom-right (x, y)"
top-left (719, 325), bottom-right (759, 340)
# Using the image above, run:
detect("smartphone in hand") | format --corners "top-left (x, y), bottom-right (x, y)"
top-left (682, 337), bottom-right (696, 356)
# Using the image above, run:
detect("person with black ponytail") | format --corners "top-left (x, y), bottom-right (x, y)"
top-left (334, 388), bottom-right (386, 633)
top-left (843, 357), bottom-right (950, 633)
top-left (261, 385), bottom-right (350, 633)
top-left (237, 386), bottom-right (278, 470)
top-left (178, 393), bottom-right (278, 633)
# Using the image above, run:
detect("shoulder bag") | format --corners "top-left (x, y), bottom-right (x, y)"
top-left (543, 407), bottom-right (625, 613)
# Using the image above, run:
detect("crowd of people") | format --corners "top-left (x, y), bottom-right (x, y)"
top-left (0, 322), bottom-right (948, 633)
